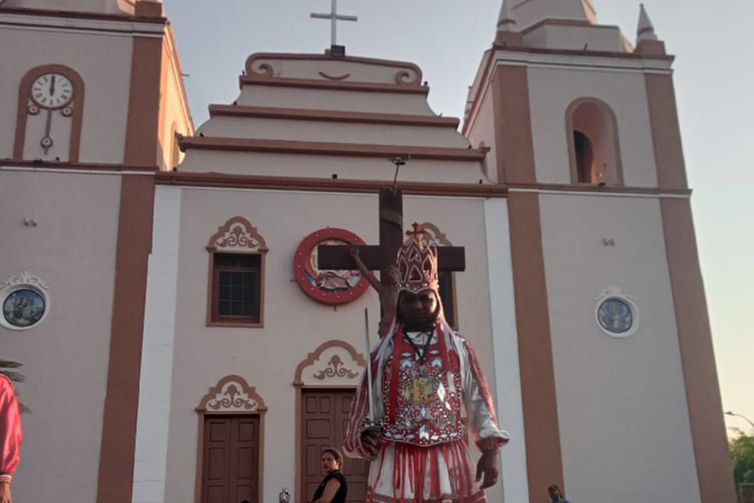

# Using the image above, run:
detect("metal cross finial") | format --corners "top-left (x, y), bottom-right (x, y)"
top-left (311, 0), bottom-right (358, 47)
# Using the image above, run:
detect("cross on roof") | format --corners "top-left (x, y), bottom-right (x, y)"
top-left (310, 0), bottom-right (358, 48)
top-left (317, 189), bottom-right (466, 273)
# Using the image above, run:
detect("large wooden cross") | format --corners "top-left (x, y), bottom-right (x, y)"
top-left (317, 188), bottom-right (466, 277)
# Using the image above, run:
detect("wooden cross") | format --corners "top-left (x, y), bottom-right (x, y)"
top-left (310, 0), bottom-right (358, 47)
top-left (317, 188), bottom-right (466, 276)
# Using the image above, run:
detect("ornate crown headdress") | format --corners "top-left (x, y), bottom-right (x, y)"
top-left (396, 223), bottom-right (438, 293)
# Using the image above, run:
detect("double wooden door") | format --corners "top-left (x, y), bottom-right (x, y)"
top-left (201, 415), bottom-right (260, 503)
top-left (301, 389), bottom-right (368, 503)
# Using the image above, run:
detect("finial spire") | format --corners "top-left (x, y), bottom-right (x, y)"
top-left (311, 0), bottom-right (358, 49)
top-left (496, 0), bottom-right (517, 32)
top-left (636, 3), bottom-right (658, 42)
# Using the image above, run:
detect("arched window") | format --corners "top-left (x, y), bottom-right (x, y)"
top-left (206, 217), bottom-right (269, 328)
top-left (566, 98), bottom-right (623, 186)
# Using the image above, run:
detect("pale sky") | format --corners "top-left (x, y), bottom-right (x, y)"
top-left (164, 0), bottom-right (754, 435)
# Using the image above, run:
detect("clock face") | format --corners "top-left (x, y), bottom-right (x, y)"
top-left (30, 73), bottom-right (74, 109)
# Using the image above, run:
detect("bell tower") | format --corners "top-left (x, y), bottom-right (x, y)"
top-left (0, 1), bottom-right (192, 503)
top-left (465, 2), bottom-right (736, 503)
top-left (0, 0), bottom-right (192, 168)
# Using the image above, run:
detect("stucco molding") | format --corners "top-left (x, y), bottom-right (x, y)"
top-left (206, 216), bottom-right (269, 254)
top-left (294, 340), bottom-right (366, 387)
top-left (196, 374), bottom-right (268, 413)
top-left (244, 52), bottom-right (423, 88)
top-left (178, 136), bottom-right (486, 162)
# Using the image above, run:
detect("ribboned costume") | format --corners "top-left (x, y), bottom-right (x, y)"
top-left (344, 228), bottom-right (509, 503)
top-left (0, 374), bottom-right (22, 485)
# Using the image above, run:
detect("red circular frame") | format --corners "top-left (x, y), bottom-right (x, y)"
top-left (293, 228), bottom-right (369, 305)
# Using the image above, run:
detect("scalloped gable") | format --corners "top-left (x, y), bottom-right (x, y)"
top-left (245, 53), bottom-right (424, 89)
top-left (178, 50), bottom-right (489, 183)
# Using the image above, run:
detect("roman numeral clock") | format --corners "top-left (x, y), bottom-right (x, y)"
top-left (30, 73), bottom-right (74, 153)
top-left (14, 65), bottom-right (84, 162)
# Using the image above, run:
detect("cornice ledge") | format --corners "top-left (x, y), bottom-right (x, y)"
top-left (178, 136), bottom-right (487, 162)
top-left (238, 74), bottom-right (430, 94)
top-left (0, 6), bottom-right (167, 24)
top-left (207, 105), bottom-right (459, 128)
top-left (156, 172), bottom-right (508, 198)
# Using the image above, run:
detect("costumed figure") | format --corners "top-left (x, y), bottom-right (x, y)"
top-left (0, 374), bottom-right (22, 503)
top-left (344, 228), bottom-right (509, 503)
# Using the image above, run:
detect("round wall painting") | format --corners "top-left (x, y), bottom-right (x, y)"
top-left (294, 228), bottom-right (369, 305)
top-left (0, 271), bottom-right (50, 331)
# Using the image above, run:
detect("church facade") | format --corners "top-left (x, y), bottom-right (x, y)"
top-left (0, 1), bottom-right (736, 503)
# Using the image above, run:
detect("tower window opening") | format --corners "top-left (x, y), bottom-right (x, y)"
top-left (573, 130), bottom-right (594, 183)
top-left (567, 99), bottom-right (623, 186)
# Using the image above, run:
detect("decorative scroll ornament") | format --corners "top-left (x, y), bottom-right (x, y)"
top-left (1, 271), bottom-right (50, 331)
top-left (295, 340), bottom-right (366, 386)
top-left (207, 216), bottom-right (268, 253)
top-left (197, 375), bottom-right (267, 413)
top-left (313, 354), bottom-right (359, 381)
top-left (1, 271), bottom-right (49, 291)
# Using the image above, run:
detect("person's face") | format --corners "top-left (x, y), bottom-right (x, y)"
top-left (548, 487), bottom-right (562, 501)
top-left (385, 267), bottom-right (400, 286)
top-left (321, 452), bottom-right (340, 474)
top-left (398, 289), bottom-right (439, 331)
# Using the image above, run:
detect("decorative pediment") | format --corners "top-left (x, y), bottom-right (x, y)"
top-left (197, 375), bottom-right (267, 413)
top-left (207, 216), bottom-right (268, 253)
top-left (294, 340), bottom-right (366, 387)
top-left (244, 53), bottom-right (422, 87)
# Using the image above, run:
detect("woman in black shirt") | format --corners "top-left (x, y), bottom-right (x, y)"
top-left (312, 448), bottom-right (347, 503)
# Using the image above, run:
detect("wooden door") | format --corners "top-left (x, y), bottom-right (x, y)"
top-left (301, 389), bottom-right (368, 503)
top-left (201, 415), bottom-right (260, 503)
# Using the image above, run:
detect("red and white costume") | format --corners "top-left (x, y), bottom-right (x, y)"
top-left (0, 375), bottom-right (22, 484)
top-left (344, 227), bottom-right (509, 503)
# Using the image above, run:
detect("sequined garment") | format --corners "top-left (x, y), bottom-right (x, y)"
top-left (344, 322), bottom-right (509, 503)
top-left (381, 326), bottom-right (464, 446)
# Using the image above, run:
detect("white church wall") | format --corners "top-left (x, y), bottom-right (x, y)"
top-left (0, 168), bottom-right (123, 503)
top-left (133, 185), bottom-right (182, 503)
top-left (152, 187), bottom-right (505, 503)
top-left (0, 26), bottom-right (133, 163)
top-left (538, 193), bottom-right (701, 503)
top-left (158, 37), bottom-right (193, 171)
top-left (465, 86), bottom-right (498, 184)
top-left (178, 151), bottom-right (486, 184)
top-left (526, 66), bottom-right (659, 187)
top-left (197, 117), bottom-right (468, 149)
top-left (521, 24), bottom-right (625, 53)
top-left (236, 86), bottom-right (435, 115)
top-left (483, 198), bottom-right (528, 503)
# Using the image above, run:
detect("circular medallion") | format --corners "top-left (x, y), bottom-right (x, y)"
top-left (594, 287), bottom-right (638, 338)
top-left (293, 228), bottom-right (369, 305)
top-left (3, 288), bottom-right (46, 329)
